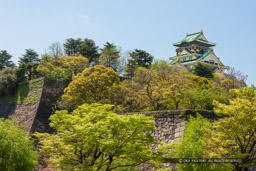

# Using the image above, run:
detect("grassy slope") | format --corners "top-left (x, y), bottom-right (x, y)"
top-left (0, 79), bottom-right (44, 105)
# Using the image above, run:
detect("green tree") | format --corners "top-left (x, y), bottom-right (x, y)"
top-left (79, 38), bottom-right (99, 65)
top-left (151, 60), bottom-right (171, 71)
top-left (161, 115), bottom-right (230, 171)
top-left (0, 68), bottom-right (17, 97)
top-left (134, 68), bottom-right (192, 110)
top-left (126, 49), bottom-right (154, 78)
top-left (18, 49), bottom-right (40, 80)
top-left (47, 42), bottom-right (64, 59)
top-left (63, 38), bottom-right (82, 56)
top-left (35, 103), bottom-right (156, 171)
top-left (204, 87), bottom-right (256, 170)
top-left (134, 67), bottom-right (169, 111)
top-left (0, 118), bottom-right (38, 171)
top-left (98, 42), bottom-right (120, 71)
top-left (165, 71), bottom-right (192, 109)
top-left (62, 65), bottom-right (120, 109)
top-left (0, 50), bottom-right (15, 70)
top-left (37, 55), bottom-right (89, 80)
top-left (193, 63), bottom-right (214, 79)
top-left (63, 38), bottom-right (99, 65)
top-left (185, 75), bottom-right (230, 110)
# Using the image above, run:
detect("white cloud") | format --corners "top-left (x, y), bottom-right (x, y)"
top-left (78, 15), bottom-right (90, 20)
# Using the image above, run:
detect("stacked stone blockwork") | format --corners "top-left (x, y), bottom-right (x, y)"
top-left (122, 109), bottom-right (217, 170)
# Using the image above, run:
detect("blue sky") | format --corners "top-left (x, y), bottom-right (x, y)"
top-left (0, 0), bottom-right (255, 85)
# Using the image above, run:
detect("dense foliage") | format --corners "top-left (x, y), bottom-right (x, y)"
top-left (18, 49), bottom-right (40, 80)
top-left (98, 42), bottom-right (121, 72)
top-left (35, 103), bottom-right (156, 171)
top-left (37, 55), bottom-right (89, 79)
top-left (0, 37), bottom-right (254, 171)
top-left (204, 87), bottom-right (256, 170)
top-left (0, 119), bottom-right (38, 171)
top-left (0, 68), bottom-right (17, 97)
top-left (161, 114), bottom-right (231, 171)
top-left (64, 38), bottom-right (99, 65)
top-left (62, 65), bottom-right (120, 109)
top-left (0, 50), bottom-right (15, 70)
top-left (193, 63), bottom-right (214, 78)
top-left (126, 49), bottom-right (154, 78)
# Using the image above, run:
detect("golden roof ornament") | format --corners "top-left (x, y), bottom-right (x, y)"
top-left (201, 28), bottom-right (203, 33)
top-left (186, 32), bottom-right (188, 36)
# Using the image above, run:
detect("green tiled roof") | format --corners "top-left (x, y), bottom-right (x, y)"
top-left (173, 32), bottom-right (216, 46)
top-left (170, 49), bottom-right (213, 65)
top-left (196, 39), bottom-right (216, 46)
top-left (198, 49), bottom-right (212, 60)
top-left (183, 32), bottom-right (201, 42)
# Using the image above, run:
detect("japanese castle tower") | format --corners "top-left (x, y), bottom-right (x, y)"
top-left (170, 30), bottom-right (228, 71)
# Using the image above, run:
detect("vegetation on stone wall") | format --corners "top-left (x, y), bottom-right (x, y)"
top-left (0, 78), bottom-right (43, 104)
top-left (35, 103), bottom-right (157, 171)
top-left (0, 37), bottom-right (253, 170)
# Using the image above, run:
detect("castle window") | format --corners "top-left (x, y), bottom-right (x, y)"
top-left (209, 59), bottom-right (214, 64)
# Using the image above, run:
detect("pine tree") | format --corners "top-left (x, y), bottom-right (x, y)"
top-left (193, 63), bottom-right (214, 78)
top-left (0, 50), bottom-right (15, 70)
top-left (18, 49), bottom-right (40, 80)
top-left (98, 42), bottom-right (120, 71)
top-left (126, 49), bottom-right (153, 78)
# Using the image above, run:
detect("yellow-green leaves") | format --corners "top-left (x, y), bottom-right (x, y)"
top-left (35, 103), bottom-right (156, 171)
top-left (37, 55), bottom-right (89, 79)
top-left (205, 87), bottom-right (256, 169)
top-left (62, 65), bottom-right (120, 109)
top-left (0, 119), bottom-right (38, 171)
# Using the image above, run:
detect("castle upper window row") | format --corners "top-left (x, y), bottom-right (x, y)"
top-left (180, 57), bottom-right (218, 65)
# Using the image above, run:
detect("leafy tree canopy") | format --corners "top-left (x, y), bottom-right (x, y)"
top-left (0, 119), bottom-right (38, 171)
top-left (193, 63), bottom-right (214, 79)
top-left (37, 55), bottom-right (89, 80)
top-left (35, 103), bottom-right (156, 171)
top-left (151, 60), bottom-right (172, 71)
top-left (18, 49), bottom-right (40, 80)
top-left (0, 68), bottom-right (17, 97)
top-left (126, 49), bottom-right (154, 78)
top-left (63, 38), bottom-right (82, 56)
top-left (204, 87), bottom-right (256, 170)
top-left (80, 38), bottom-right (99, 65)
top-left (63, 38), bottom-right (99, 65)
top-left (160, 114), bottom-right (230, 171)
top-left (98, 42), bottom-right (120, 71)
top-left (62, 65), bottom-right (120, 109)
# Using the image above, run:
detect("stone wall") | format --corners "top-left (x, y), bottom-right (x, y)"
top-left (129, 109), bottom-right (217, 170)
top-left (0, 78), bottom-right (218, 170)
top-left (30, 78), bottom-right (69, 134)
top-left (0, 77), bottom-right (69, 133)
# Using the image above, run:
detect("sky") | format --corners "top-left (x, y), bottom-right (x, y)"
top-left (0, 0), bottom-right (256, 85)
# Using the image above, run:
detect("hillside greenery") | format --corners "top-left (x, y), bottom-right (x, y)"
top-left (0, 78), bottom-right (43, 104)
top-left (0, 119), bottom-right (38, 170)
top-left (0, 37), bottom-right (254, 170)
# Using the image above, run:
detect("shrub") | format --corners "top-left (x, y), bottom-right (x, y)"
top-left (0, 119), bottom-right (38, 170)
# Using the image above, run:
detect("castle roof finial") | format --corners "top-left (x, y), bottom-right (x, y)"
top-left (186, 32), bottom-right (188, 36)
top-left (201, 28), bottom-right (203, 33)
